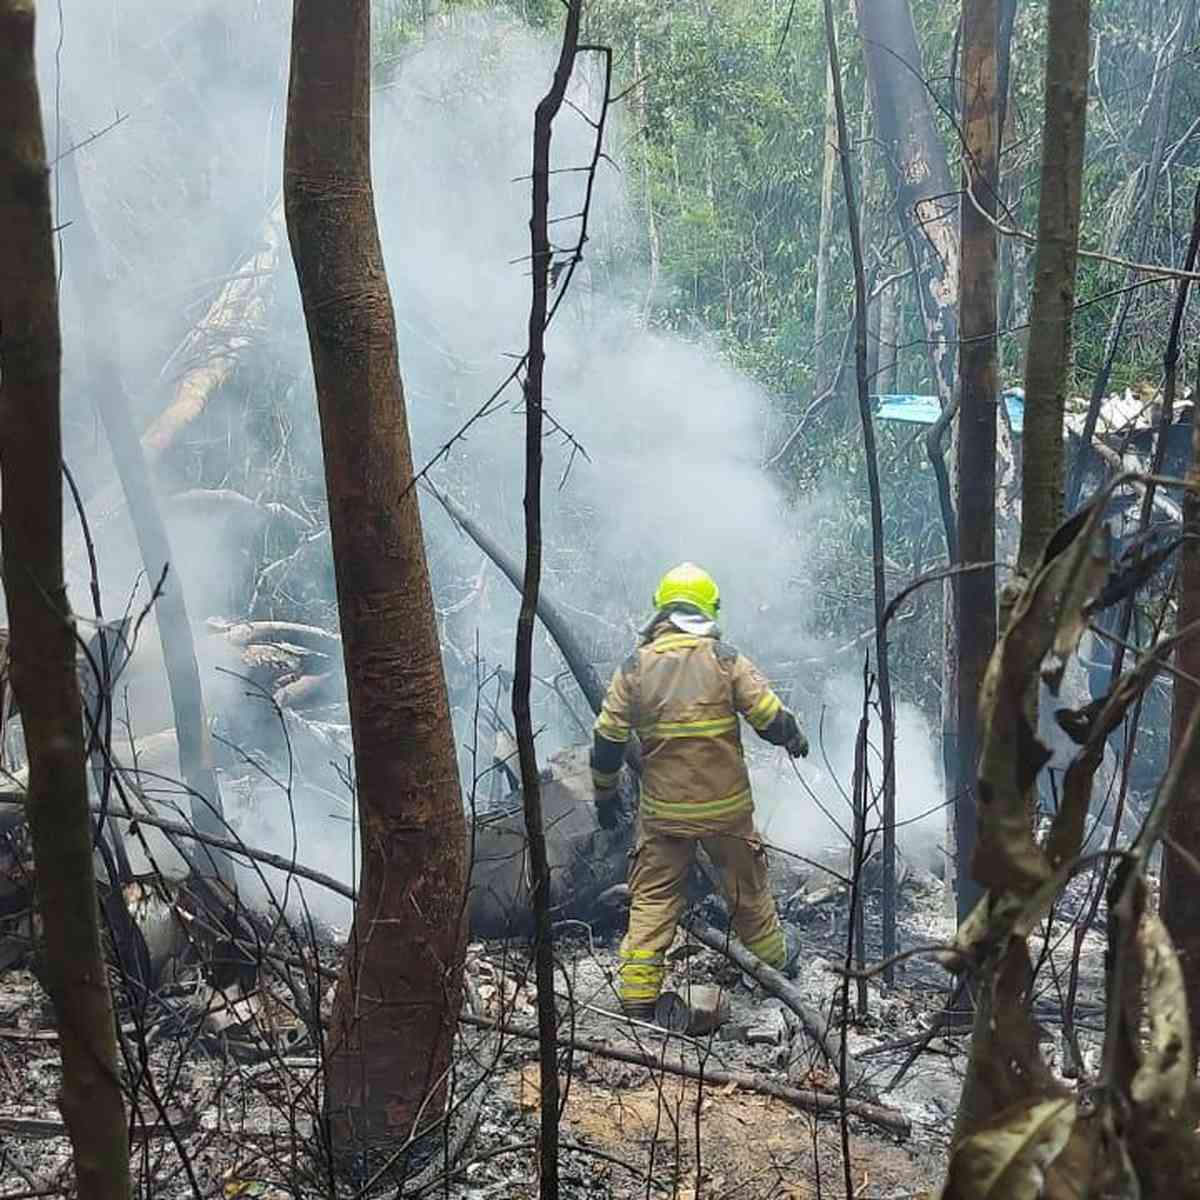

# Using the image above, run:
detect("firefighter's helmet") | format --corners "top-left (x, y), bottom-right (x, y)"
top-left (653, 563), bottom-right (720, 621)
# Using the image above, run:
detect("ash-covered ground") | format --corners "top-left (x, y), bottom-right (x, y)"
top-left (0, 844), bottom-right (1113, 1199)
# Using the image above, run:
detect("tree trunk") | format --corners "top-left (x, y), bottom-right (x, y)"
top-left (853, 0), bottom-right (959, 407)
top-left (283, 0), bottom-right (468, 1173)
top-left (0, 5), bottom-right (130, 1196)
top-left (514, 13), bottom-right (582, 1195)
top-left (1008, 0), bottom-right (1090, 596)
top-left (854, 0), bottom-right (960, 937)
top-left (1161, 227), bottom-right (1200, 1075)
top-left (57, 130), bottom-right (234, 887)
top-left (954, 0), bottom-right (1091, 1140)
top-left (953, 0), bottom-right (1004, 924)
top-left (813, 59), bottom-right (839, 391)
top-left (825, 0), bottom-right (898, 983)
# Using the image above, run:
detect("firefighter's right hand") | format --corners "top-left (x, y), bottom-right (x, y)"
top-left (786, 727), bottom-right (809, 759)
top-left (594, 786), bottom-right (622, 830)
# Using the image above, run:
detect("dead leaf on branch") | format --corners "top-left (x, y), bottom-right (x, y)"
top-left (942, 1096), bottom-right (1076, 1200)
top-left (1131, 912), bottom-right (1192, 1116)
top-left (974, 502), bottom-right (1111, 895)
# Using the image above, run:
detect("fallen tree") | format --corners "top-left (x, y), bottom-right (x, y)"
top-left (428, 484), bottom-right (605, 715)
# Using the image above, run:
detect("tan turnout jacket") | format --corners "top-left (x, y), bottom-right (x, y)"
top-left (592, 623), bottom-right (783, 823)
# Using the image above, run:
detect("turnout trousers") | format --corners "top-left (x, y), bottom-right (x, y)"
top-left (617, 809), bottom-right (786, 1007)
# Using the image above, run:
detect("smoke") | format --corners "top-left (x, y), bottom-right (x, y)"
top-left (752, 676), bottom-right (945, 874)
top-left (32, 4), bottom-right (943, 923)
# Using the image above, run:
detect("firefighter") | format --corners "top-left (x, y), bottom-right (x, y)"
top-left (590, 562), bottom-right (809, 1020)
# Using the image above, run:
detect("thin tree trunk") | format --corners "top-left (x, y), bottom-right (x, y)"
top-left (57, 132), bottom-right (234, 886)
top-left (1160, 195), bottom-right (1200, 1073)
top-left (284, 0), bottom-right (468, 1171)
top-left (954, 0), bottom-right (1004, 925)
top-left (825, 0), bottom-right (898, 984)
top-left (954, 0), bottom-right (1091, 1142)
top-left (514, 7), bottom-right (582, 1195)
top-left (0, 5), bottom-right (130, 1196)
top-left (813, 59), bottom-right (839, 391)
top-left (1006, 0), bottom-right (1091, 610)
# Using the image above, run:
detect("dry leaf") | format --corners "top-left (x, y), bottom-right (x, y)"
top-left (1131, 913), bottom-right (1191, 1114)
top-left (943, 1096), bottom-right (1076, 1200)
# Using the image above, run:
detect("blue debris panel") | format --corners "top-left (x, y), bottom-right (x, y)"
top-left (873, 389), bottom-right (1024, 435)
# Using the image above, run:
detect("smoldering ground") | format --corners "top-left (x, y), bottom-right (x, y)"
top-left (32, 5), bottom-right (942, 926)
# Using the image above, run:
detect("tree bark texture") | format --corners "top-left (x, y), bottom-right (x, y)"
top-left (953, 0), bottom-right (1003, 924)
top-left (1011, 0), bottom-right (1090, 586)
top-left (853, 0), bottom-right (959, 407)
top-left (825, 0), bottom-right (898, 982)
top-left (514, 8), bottom-right (582, 1194)
top-left (57, 132), bottom-right (234, 885)
top-left (1161, 218), bottom-right (1200, 1073)
top-left (283, 0), bottom-right (468, 1166)
top-left (0, 5), bottom-right (131, 1196)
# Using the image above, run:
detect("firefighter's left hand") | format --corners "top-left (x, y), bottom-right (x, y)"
top-left (786, 728), bottom-right (809, 759)
top-left (594, 787), bottom-right (623, 829)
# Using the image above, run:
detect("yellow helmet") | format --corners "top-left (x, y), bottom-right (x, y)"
top-left (653, 562), bottom-right (720, 621)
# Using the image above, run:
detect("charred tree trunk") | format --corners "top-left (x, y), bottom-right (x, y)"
top-left (514, 11), bottom-right (582, 1193)
top-left (57, 131), bottom-right (233, 886)
top-left (825, 0), bottom-right (898, 982)
top-left (284, 0), bottom-right (467, 1170)
top-left (953, 0), bottom-right (1006, 924)
top-left (1007, 0), bottom-right (1091, 604)
top-left (0, 5), bottom-right (130, 1196)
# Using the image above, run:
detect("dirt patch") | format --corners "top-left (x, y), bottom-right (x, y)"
top-left (507, 1064), bottom-right (935, 1199)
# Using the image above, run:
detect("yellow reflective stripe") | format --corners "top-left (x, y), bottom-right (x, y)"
top-left (619, 964), bottom-right (664, 981)
top-left (592, 768), bottom-right (620, 789)
top-left (746, 691), bottom-right (782, 731)
top-left (618, 947), bottom-right (664, 963)
top-left (618, 954), bottom-right (665, 1002)
top-left (745, 927), bottom-right (786, 969)
top-left (648, 633), bottom-right (702, 653)
top-left (638, 715), bottom-right (737, 740)
top-left (594, 714), bottom-right (631, 743)
top-left (619, 982), bottom-right (661, 1001)
top-left (640, 787), bottom-right (753, 821)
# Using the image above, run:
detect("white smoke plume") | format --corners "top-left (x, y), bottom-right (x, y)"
top-left (30, 4), bottom-right (942, 923)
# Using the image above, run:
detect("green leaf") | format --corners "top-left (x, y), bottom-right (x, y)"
top-left (943, 1097), bottom-right (1076, 1200)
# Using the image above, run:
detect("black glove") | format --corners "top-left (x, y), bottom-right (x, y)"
top-left (786, 727), bottom-right (809, 759)
top-left (595, 787), bottom-right (622, 830)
